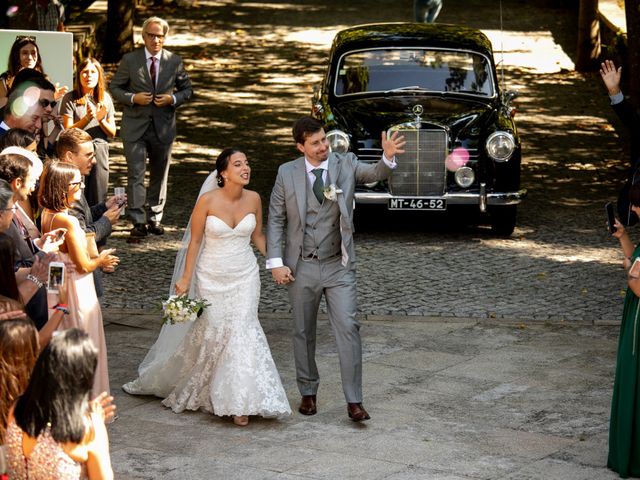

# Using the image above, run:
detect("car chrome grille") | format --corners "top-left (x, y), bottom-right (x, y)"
top-left (390, 129), bottom-right (448, 196)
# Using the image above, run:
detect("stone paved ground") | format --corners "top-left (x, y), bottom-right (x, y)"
top-left (100, 0), bottom-right (628, 323)
top-left (97, 1), bottom-right (634, 478)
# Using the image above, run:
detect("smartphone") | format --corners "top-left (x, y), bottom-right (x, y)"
top-left (606, 202), bottom-right (617, 234)
top-left (54, 228), bottom-right (66, 242)
top-left (47, 261), bottom-right (65, 293)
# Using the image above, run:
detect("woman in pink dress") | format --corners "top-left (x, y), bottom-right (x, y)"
top-left (38, 161), bottom-right (119, 397)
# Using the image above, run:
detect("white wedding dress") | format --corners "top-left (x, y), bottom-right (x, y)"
top-left (123, 204), bottom-right (291, 417)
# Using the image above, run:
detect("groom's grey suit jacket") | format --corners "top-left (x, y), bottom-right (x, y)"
top-left (267, 152), bottom-right (393, 274)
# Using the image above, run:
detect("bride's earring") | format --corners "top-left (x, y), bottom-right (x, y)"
top-left (217, 175), bottom-right (223, 187)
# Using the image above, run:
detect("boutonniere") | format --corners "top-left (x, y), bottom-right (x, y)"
top-left (323, 184), bottom-right (343, 202)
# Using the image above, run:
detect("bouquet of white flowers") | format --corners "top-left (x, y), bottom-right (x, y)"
top-left (161, 295), bottom-right (211, 325)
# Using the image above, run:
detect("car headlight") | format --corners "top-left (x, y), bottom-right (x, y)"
top-left (454, 167), bottom-right (475, 188)
top-left (326, 130), bottom-right (350, 154)
top-left (486, 131), bottom-right (515, 162)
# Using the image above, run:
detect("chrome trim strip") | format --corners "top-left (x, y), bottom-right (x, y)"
top-left (355, 189), bottom-right (528, 206)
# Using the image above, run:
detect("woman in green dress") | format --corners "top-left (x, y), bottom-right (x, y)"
top-left (609, 183), bottom-right (640, 478)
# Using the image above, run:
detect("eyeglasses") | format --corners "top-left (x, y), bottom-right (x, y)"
top-left (39, 99), bottom-right (57, 109)
top-left (0, 205), bottom-right (17, 213)
top-left (144, 32), bottom-right (165, 40)
top-left (69, 180), bottom-right (85, 189)
top-left (15, 35), bottom-right (36, 42)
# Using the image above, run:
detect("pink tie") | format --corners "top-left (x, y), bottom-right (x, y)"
top-left (149, 57), bottom-right (157, 90)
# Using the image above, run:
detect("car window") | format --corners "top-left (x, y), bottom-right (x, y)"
top-left (335, 48), bottom-right (494, 97)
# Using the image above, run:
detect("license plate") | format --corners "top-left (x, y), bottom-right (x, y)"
top-left (388, 198), bottom-right (447, 210)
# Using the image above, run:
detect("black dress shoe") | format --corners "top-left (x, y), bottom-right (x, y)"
top-left (347, 403), bottom-right (370, 422)
top-left (147, 221), bottom-right (164, 235)
top-left (129, 223), bottom-right (148, 237)
top-left (298, 395), bottom-right (317, 415)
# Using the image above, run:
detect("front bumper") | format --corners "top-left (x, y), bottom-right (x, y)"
top-left (355, 187), bottom-right (527, 211)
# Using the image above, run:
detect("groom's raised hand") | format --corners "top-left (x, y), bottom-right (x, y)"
top-left (272, 266), bottom-right (295, 286)
top-left (381, 130), bottom-right (406, 160)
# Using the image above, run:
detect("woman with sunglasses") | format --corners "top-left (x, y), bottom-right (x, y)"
top-left (39, 161), bottom-right (119, 398)
top-left (0, 36), bottom-right (45, 109)
top-left (60, 58), bottom-right (116, 206)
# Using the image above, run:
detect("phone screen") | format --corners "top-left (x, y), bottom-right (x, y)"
top-left (48, 264), bottom-right (65, 291)
top-left (606, 202), bottom-right (616, 234)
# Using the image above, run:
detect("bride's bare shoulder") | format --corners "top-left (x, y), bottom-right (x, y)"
top-left (243, 189), bottom-right (261, 201)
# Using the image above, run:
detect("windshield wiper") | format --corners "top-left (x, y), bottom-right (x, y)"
top-left (445, 89), bottom-right (489, 96)
top-left (384, 86), bottom-right (431, 94)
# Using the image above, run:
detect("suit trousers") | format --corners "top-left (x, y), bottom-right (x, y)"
top-left (123, 122), bottom-right (173, 224)
top-left (288, 255), bottom-right (362, 403)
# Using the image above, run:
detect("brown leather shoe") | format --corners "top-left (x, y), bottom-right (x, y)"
top-left (298, 395), bottom-right (317, 415)
top-left (347, 403), bottom-right (371, 422)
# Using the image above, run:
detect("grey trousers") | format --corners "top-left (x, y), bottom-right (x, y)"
top-left (123, 123), bottom-right (172, 224)
top-left (287, 256), bottom-right (362, 403)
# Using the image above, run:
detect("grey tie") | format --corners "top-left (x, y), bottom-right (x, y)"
top-left (312, 168), bottom-right (324, 204)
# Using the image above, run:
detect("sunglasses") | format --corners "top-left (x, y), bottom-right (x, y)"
top-left (39, 99), bottom-right (57, 109)
top-left (16, 35), bottom-right (36, 42)
top-left (69, 180), bottom-right (85, 188)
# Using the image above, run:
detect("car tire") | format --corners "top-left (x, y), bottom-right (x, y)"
top-left (490, 205), bottom-right (517, 237)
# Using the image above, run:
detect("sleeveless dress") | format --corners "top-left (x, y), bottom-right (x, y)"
top-left (123, 213), bottom-right (291, 417)
top-left (608, 243), bottom-right (640, 477)
top-left (5, 419), bottom-right (87, 479)
top-left (45, 213), bottom-right (109, 398)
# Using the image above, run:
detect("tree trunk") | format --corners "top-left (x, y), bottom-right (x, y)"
top-left (576, 0), bottom-right (601, 71)
top-left (103, 0), bottom-right (134, 63)
top-left (9, 0), bottom-right (38, 30)
top-left (626, 0), bottom-right (640, 108)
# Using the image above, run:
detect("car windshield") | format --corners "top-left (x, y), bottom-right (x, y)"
top-left (335, 48), bottom-right (494, 97)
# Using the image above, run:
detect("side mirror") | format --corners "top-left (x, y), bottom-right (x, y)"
top-left (503, 90), bottom-right (519, 106)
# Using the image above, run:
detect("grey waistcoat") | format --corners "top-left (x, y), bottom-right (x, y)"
top-left (302, 179), bottom-right (342, 259)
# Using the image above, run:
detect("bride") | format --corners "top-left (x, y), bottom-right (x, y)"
top-left (122, 149), bottom-right (291, 426)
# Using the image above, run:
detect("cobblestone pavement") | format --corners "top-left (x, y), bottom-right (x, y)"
top-left (100, 0), bottom-right (627, 323)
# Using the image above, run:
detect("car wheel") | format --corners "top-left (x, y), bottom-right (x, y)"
top-left (490, 205), bottom-right (517, 237)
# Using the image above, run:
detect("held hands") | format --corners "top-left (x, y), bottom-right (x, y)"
top-left (381, 130), bottom-right (406, 159)
top-left (272, 266), bottom-right (295, 286)
top-left (600, 60), bottom-right (622, 96)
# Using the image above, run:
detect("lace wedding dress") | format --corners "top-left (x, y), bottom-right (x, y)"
top-left (123, 211), bottom-right (291, 418)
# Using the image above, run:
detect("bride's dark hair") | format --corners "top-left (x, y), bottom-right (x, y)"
top-left (216, 148), bottom-right (241, 187)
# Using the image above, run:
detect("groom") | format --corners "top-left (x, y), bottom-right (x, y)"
top-left (266, 116), bottom-right (405, 421)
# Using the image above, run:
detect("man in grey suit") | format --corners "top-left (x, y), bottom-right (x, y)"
top-left (266, 116), bottom-right (405, 422)
top-left (110, 16), bottom-right (192, 240)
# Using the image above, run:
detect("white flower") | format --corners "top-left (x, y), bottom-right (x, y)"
top-left (161, 294), bottom-right (211, 325)
top-left (323, 184), bottom-right (343, 202)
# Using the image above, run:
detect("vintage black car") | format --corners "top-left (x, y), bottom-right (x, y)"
top-left (311, 23), bottom-right (526, 235)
